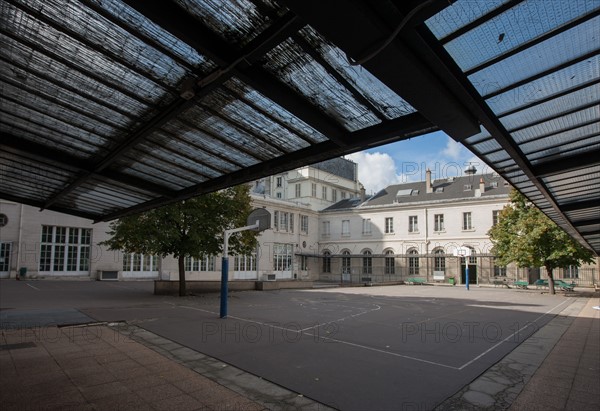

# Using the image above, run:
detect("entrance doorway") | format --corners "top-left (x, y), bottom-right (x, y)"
top-left (460, 255), bottom-right (478, 284)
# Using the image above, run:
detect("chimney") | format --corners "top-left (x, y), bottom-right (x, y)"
top-left (426, 169), bottom-right (433, 193)
top-left (479, 178), bottom-right (485, 193)
top-left (359, 184), bottom-right (366, 202)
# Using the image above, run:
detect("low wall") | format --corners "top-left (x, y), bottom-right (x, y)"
top-left (154, 280), bottom-right (314, 295)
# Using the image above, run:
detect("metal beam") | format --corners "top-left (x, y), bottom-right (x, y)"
top-left (0, 191), bottom-right (100, 221)
top-left (1, 134), bottom-right (177, 198)
top-left (281, 0), bottom-right (480, 141)
top-left (561, 199), bottom-right (600, 213)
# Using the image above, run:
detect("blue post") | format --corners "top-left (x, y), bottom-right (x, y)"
top-left (220, 257), bottom-right (229, 318)
top-left (465, 263), bottom-right (470, 291)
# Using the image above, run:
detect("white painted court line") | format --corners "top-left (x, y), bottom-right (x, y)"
top-left (176, 303), bottom-right (459, 369)
top-left (26, 283), bottom-right (40, 291)
top-left (175, 299), bottom-right (571, 372)
top-left (457, 299), bottom-right (571, 370)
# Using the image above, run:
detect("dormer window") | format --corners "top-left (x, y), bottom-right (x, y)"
top-left (464, 184), bottom-right (472, 191)
top-left (435, 187), bottom-right (444, 193)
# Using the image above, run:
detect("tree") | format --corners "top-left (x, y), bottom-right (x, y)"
top-left (488, 190), bottom-right (594, 294)
top-left (101, 185), bottom-right (258, 296)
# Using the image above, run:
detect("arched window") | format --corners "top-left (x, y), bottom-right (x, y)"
top-left (323, 250), bottom-right (331, 273)
top-left (434, 249), bottom-right (445, 272)
top-left (385, 250), bottom-right (395, 275)
top-left (408, 249), bottom-right (419, 275)
top-left (342, 250), bottom-right (351, 274)
top-left (362, 250), bottom-right (372, 275)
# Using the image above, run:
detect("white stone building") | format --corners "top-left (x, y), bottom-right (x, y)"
top-left (1, 159), bottom-right (597, 286)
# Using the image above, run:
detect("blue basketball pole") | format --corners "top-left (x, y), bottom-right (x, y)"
top-left (220, 256), bottom-right (229, 318)
top-left (465, 263), bottom-right (470, 291)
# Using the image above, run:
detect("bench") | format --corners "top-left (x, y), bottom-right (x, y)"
top-left (554, 279), bottom-right (575, 292)
top-left (534, 279), bottom-right (548, 289)
top-left (361, 277), bottom-right (373, 286)
top-left (513, 281), bottom-right (529, 289)
top-left (492, 278), bottom-right (509, 288)
top-left (406, 278), bottom-right (426, 285)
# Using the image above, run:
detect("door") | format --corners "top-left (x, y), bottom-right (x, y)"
top-left (0, 242), bottom-right (11, 279)
top-left (460, 255), bottom-right (478, 284)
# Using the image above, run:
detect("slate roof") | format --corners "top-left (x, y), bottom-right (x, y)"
top-left (324, 172), bottom-right (510, 211)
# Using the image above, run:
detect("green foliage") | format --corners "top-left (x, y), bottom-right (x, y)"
top-left (102, 185), bottom-right (257, 257)
top-left (488, 190), bottom-right (594, 273)
top-left (100, 185), bottom-right (258, 295)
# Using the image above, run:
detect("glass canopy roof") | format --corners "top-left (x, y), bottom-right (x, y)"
top-left (1, 0), bottom-right (598, 255)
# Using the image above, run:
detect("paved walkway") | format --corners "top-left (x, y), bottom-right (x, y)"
top-left (438, 296), bottom-right (599, 410)
top-left (1, 295), bottom-right (598, 410)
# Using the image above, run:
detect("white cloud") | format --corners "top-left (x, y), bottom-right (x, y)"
top-left (346, 151), bottom-right (402, 194)
top-left (441, 137), bottom-right (463, 160)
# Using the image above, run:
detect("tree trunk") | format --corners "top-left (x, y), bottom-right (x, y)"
top-left (546, 265), bottom-right (555, 295)
top-left (178, 255), bottom-right (186, 297)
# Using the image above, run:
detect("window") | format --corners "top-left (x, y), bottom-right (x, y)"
top-left (463, 212), bottom-right (473, 230)
top-left (276, 192), bottom-right (282, 199)
top-left (434, 214), bottom-right (444, 232)
top-left (0, 213), bottom-right (7, 227)
top-left (312, 183), bottom-right (317, 197)
top-left (464, 184), bottom-right (472, 191)
top-left (491, 181), bottom-right (498, 188)
top-left (185, 255), bottom-right (215, 271)
top-left (342, 220), bottom-right (350, 236)
top-left (290, 213), bottom-right (294, 233)
top-left (322, 221), bottom-right (331, 236)
top-left (385, 250), bottom-right (395, 275)
top-left (300, 215), bottom-right (309, 233)
top-left (273, 211), bottom-right (279, 230)
top-left (332, 189), bottom-right (337, 202)
top-left (322, 186), bottom-right (327, 200)
top-left (295, 183), bottom-right (301, 198)
top-left (40, 225), bottom-right (91, 272)
top-left (234, 254), bottom-right (256, 272)
top-left (492, 210), bottom-right (500, 226)
top-left (434, 249), bottom-right (445, 272)
top-left (300, 255), bottom-right (308, 271)
top-left (408, 216), bottom-right (418, 233)
top-left (362, 251), bottom-right (372, 275)
top-left (280, 212), bottom-right (289, 231)
top-left (564, 265), bottom-right (579, 279)
top-left (273, 243), bottom-right (293, 271)
top-left (493, 258), bottom-right (506, 277)
top-left (362, 218), bottom-right (372, 235)
top-left (342, 251), bottom-right (351, 274)
top-left (276, 176), bottom-right (282, 187)
top-left (341, 191), bottom-right (346, 199)
top-left (123, 253), bottom-right (158, 272)
top-left (323, 251), bottom-right (331, 273)
top-left (385, 217), bottom-right (394, 234)
top-left (408, 249), bottom-right (419, 275)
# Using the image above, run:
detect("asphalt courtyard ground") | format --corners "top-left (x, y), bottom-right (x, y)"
top-left (1, 280), bottom-right (598, 410)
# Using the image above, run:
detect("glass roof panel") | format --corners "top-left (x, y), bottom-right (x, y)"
top-left (162, 118), bottom-right (259, 167)
top-left (520, 123), bottom-right (599, 155)
top-left (88, 0), bottom-right (209, 68)
top-left (529, 137), bottom-right (599, 162)
top-left (180, 105), bottom-right (282, 159)
top-left (115, 166), bottom-right (188, 191)
top-left (467, 16), bottom-right (600, 95)
top-left (0, 33), bottom-right (155, 117)
top-left (512, 106), bottom-right (599, 143)
top-left (223, 78), bottom-right (328, 144)
top-left (444, 1), bottom-right (599, 72)
top-left (172, 0), bottom-right (277, 47)
top-left (263, 37), bottom-right (381, 132)
top-left (486, 56), bottom-right (599, 113)
top-left (114, 156), bottom-right (199, 189)
top-left (500, 85), bottom-right (599, 131)
top-left (425, 0), bottom-right (510, 40)
top-left (0, 3), bottom-right (175, 105)
top-left (17, 0), bottom-right (190, 88)
top-left (298, 26), bottom-right (416, 120)
top-left (0, 100), bottom-right (113, 152)
top-left (201, 89), bottom-right (311, 152)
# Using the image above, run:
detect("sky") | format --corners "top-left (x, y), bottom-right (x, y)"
top-left (346, 131), bottom-right (488, 194)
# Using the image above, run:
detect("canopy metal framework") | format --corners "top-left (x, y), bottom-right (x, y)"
top-left (0, 0), bottom-right (598, 255)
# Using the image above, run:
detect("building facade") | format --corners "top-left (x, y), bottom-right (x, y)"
top-left (0, 160), bottom-right (597, 286)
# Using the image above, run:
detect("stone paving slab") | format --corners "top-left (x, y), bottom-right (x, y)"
top-left (0, 325), bottom-right (270, 411)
